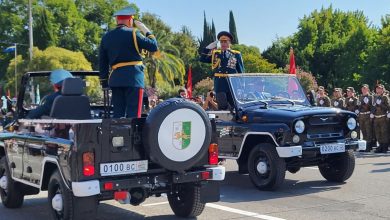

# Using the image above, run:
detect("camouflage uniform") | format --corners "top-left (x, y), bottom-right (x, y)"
top-left (317, 96), bottom-right (331, 107)
top-left (357, 92), bottom-right (374, 151)
top-left (331, 97), bottom-right (345, 109)
top-left (372, 84), bottom-right (390, 153)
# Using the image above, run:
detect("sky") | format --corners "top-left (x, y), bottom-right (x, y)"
top-left (131, 0), bottom-right (390, 51)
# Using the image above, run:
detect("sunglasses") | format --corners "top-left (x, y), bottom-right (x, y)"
top-left (219, 40), bottom-right (231, 43)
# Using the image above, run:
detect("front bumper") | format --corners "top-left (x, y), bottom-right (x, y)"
top-left (276, 139), bottom-right (367, 158)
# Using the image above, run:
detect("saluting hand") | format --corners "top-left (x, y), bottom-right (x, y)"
top-left (134, 20), bottom-right (151, 35)
top-left (206, 40), bottom-right (218, 49)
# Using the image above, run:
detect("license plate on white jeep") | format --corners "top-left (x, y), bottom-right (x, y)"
top-left (100, 160), bottom-right (148, 176)
top-left (319, 143), bottom-right (345, 154)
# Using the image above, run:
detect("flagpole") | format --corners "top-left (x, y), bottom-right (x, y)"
top-left (14, 43), bottom-right (17, 98)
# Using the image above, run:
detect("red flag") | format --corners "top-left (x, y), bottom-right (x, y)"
top-left (289, 47), bottom-right (296, 74)
top-left (187, 65), bottom-right (192, 98)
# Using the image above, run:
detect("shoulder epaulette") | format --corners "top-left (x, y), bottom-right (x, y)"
top-left (230, 49), bottom-right (241, 54)
top-left (214, 49), bottom-right (222, 53)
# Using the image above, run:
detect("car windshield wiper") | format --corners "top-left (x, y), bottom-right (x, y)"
top-left (240, 99), bottom-right (268, 108)
top-left (270, 97), bottom-right (295, 106)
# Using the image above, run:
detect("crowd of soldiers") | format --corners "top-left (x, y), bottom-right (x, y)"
top-left (315, 84), bottom-right (390, 153)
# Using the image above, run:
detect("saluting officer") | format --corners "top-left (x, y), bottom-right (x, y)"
top-left (331, 88), bottom-right (345, 109)
top-left (316, 86), bottom-right (331, 107)
top-left (200, 31), bottom-right (245, 109)
top-left (371, 84), bottom-right (389, 153)
top-left (345, 87), bottom-right (358, 112)
top-left (99, 7), bottom-right (158, 118)
top-left (357, 84), bottom-right (374, 151)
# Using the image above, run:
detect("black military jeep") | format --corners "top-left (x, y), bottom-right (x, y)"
top-left (0, 71), bottom-right (225, 219)
top-left (212, 73), bottom-right (366, 190)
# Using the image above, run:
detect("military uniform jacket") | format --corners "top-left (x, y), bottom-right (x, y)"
top-left (345, 96), bottom-right (358, 112)
top-left (373, 95), bottom-right (389, 116)
top-left (200, 48), bottom-right (245, 92)
top-left (26, 91), bottom-right (60, 119)
top-left (317, 96), bottom-right (331, 107)
top-left (99, 25), bottom-right (158, 88)
top-left (357, 94), bottom-right (373, 114)
top-left (331, 97), bottom-right (345, 109)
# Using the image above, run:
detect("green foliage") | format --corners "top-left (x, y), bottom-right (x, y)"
top-left (263, 6), bottom-right (378, 90)
top-left (141, 13), bottom-right (186, 88)
top-left (229, 11), bottom-right (239, 44)
top-left (4, 46), bottom-right (92, 96)
top-left (232, 44), bottom-right (278, 73)
top-left (198, 12), bottom-right (216, 54)
top-left (194, 77), bottom-right (214, 96)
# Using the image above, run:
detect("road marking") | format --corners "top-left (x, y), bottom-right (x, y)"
top-left (206, 203), bottom-right (286, 220)
top-left (304, 167), bottom-right (319, 170)
top-left (142, 201), bottom-right (169, 207)
top-left (142, 201), bottom-right (285, 220)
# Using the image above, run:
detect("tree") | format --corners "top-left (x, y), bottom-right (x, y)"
top-left (229, 11), bottom-right (239, 44)
top-left (141, 13), bottom-right (185, 88)
top-left (34, 7), bottom-right (56, 50)
top-left (4, 46), bottom-right (93, 97)
top-left (232, 44), bottom-right (278, 73)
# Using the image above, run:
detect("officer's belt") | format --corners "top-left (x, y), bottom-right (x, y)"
top-left (359, 111), bottom-right (371, 115)
top-left (111, 61), bottom-right (143, 70)
top-left (374, 114), bottom-right (386, 118)
top-left (214, 73), bottom-right (229, 78)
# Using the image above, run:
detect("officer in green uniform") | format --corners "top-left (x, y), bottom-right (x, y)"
top-left (331, 88), bottom-right (345, 109)
top-left (99, 6), bottom-right (158, 118)
top-left (371, 84), bottom-right (389, 153)
top-left (345, 87), bottom-right (358, 112)
top-left (316, 86), bottom-right (331, 107)
top-left (200, 31), bottom-right (245, 109)
top-left (357, 84), bottom-right (374, 151)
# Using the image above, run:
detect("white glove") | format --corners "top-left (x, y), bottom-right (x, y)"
top-left (206, 40), bottom-right (218, 49)
top-left (387, 113), bottom-right (390, 118)
top-left (355, 110), bottom-right (359, 114)
top-left (370, 113), bottom-right (374, 119)
top-left (134, 20), bottom-right (151, 35)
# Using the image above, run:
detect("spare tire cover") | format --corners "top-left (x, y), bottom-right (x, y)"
top-left (143, 98), bottom-right (211, 172)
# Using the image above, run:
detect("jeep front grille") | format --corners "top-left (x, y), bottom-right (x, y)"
top-left (309, 115), bottom-right (340, 125)
top-left (307, 132), bottom-right (343, 139)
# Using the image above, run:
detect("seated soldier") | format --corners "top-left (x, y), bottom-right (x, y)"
top-left (26, 69), bottom-right (74, 119)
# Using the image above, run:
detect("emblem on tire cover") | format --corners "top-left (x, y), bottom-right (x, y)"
top-left (173, 121), bottom-right (191, 150)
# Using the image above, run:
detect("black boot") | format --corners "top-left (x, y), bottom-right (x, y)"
top-left (382, 145), bottom-right (388, 153)
top-left (364, 142), bottom-right (373, 152)
top-left (374, 144), bottom-right (383, 153)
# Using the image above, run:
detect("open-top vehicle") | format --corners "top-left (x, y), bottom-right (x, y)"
top-left (212, 73), bottom-right (365, 190)
top-left (0, 71), bottom-right (225, 219)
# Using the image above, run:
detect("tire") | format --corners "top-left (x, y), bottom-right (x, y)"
top-left (318, 150), bottom-right (355, 182)
top-left (168, 183), bottom-right (205, 218)
top-left (247, 143), bottom-right (286, 190)
top-left (48, 171), bottom-right (98, 220)
top-left (0, 157), bottom-right (24, 208)
top-left (143, 98), bottom-right (212, 172)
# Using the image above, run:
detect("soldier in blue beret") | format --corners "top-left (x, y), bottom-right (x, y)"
top-left (99, 6), bottom-right (158, 118)
top-left (200, 31), bottom-right (245, 109)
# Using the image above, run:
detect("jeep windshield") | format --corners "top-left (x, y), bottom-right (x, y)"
top-left (228, 74), bottom-right (310, 106)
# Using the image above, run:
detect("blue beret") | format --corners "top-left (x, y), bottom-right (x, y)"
top-left (50, 69), bottom-right (74, 85)
top-left (113, 6), bottom-right (136, 16)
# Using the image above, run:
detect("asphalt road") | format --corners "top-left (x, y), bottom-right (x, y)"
top-left (1, 151), bottom-right (390, 220)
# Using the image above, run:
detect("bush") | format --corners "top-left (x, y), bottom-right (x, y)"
top-left (194, 77), bottom-right (213, 96)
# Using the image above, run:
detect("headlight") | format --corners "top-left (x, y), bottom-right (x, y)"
top-left (347, 118), bottom-right (357, 130)
top-left (292, 135), bottom-right (300, 143)
top-left (351, 131), bottom-right (358, 139)
top-left (294, 120), bottom-right (305, 134)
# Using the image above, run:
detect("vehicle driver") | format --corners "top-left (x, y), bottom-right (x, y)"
top-left (26, 69), bottom-right (74, 119)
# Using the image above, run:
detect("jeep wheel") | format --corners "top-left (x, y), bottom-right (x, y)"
top-left (168, 183), bottom-right (205, 218)
top-left (143, 98), bottom-right (212, 172)
top-left (48, 170), bottom-right (98, 220)
top-left (247, 144), bottom-right (286, 190)
top-left (318, 150), bottom-right (355, 182)
top-left (0, 157), bottom-right (24, 208)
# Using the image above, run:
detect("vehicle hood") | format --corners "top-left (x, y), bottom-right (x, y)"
top-left (244, 105), bottom-right (355, 123)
